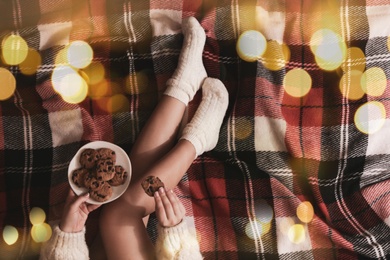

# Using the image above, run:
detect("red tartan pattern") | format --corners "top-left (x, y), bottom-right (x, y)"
top-left (1, 0), bottom-right (390, 259)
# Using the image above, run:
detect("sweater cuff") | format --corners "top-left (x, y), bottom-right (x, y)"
top-left (40, 223), bottom-right (89, 260)
top-left (53, 224), bottom-right (86, 242)
top-left (157, 220), bottom-right (188, 237)
top-left (156, 220), bottom-right (202, 259)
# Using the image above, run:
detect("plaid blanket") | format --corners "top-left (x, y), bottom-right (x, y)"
top-left (1, 0), bottom-right (390, 259)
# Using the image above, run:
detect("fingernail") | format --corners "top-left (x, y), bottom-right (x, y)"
top-left (159, 187), bottom-right (165, 193)
top-left (154, 191), bottom-right (160, 197)
top-left (84, 192), bottom-right (90, 197)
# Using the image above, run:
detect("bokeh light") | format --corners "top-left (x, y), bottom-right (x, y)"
top-left (283, 68), bottom-right (312, 98)
top-left (124, 70), bottom-right (150, 95)
top-left (55, 47), bottom-right (69, 66)
top-left (31, 223), bottom-right (52, 243)
top-left (19, 48), bottom-right (42, 75)
top-left (61, 77), bottom-right (88, 104)
top-left (235, 117), bottom-right (253, 140)
top-left (310, 29), bottom-right (346, 71)
top-left (354, 101), bottom-right (386, 135)
top-left (2, 225), bottom-right (18, 245)
top-left (341, 47), bottom-right (366, 73)
top-left (261, 40), bottom-right (290, 71)
top-left (29, 207), bottom-right (46, 225)
top-left (67, 40), bottom-right (93, 69)
top-left (245, 219), bottom-right (263, 240)
top-left (89, 79), bottom-right (111, 98)
top-left (52, 65), bottom-right (89, 103)
top-left (278, 217), bottom-right (295, 236)
top-left (106, 94), bottom-right (130, 113)
top-left (236, 30), bottom-right (267, 62)
top-left (339, 70), bottom-right (365, 100)
top-left (2, 34), bottom-right (29, 65)
top-left (288, 224), bottom-right (306, 244)
top-left (254, 200), bottom-right (274, 224)
top-left (83, 62), bottom-right (105, 85)
top-left (0, 68), bottom-right (16, 100)
top-left (296, 201), bottom-right (314, 223)
top-left (361, 67), bottom-right (387, 97)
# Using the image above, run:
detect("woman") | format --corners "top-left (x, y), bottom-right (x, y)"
top-left (99, 17), bottom-right (228, 259)
top-left (40, 186), bottom-right (203, 259)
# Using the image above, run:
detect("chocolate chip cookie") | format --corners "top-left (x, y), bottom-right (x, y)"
top-left (90, 182), bottom-right (113, 202)
top-left (79, 148), bottom-right (99, 169)
top-left (108, 165), bottom-right (128, 186)
top-left (141, 176), bottom-right (165, 197)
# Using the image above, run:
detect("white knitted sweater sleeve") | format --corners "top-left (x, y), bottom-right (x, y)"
top-left (155, 220), bottom-right (203, 260)
top-left (39, 223), bottom-right (89, 260)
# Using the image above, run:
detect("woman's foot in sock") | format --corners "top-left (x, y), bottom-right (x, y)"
top-left (179, 78), bottom-right (229, 157)
top-left (164, 17), bottom-right (207, 105)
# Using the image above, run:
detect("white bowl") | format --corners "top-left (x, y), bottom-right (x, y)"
top-left (68, 141), bottom-right (132, 205)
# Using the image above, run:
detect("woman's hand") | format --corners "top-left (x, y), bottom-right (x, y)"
top-left (59, 189), bottom-right (101, 233)
top-left (154, 187), bottom-right (186, 227)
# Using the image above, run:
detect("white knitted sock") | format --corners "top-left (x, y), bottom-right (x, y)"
top-left (180, 78), bottom-right (229, 157)
top-left (164, 17), bottom-right (207, 105)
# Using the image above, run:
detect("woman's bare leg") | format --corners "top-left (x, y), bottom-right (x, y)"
top-left (129, 16), bottom-right (207, 181)
top-left (99, 17), bottom-right (207, 259)
top-left (100, 78), bottom-right (229, 260)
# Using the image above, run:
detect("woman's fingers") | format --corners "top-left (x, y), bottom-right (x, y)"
top-left (154, 188), bottom-right (185, 227)
top-left (166, 189), bottom-right (185, 219)
top-left (159, 188), bottom-right (175, 220)
top-left (154, 189), bottom-right (167, 224)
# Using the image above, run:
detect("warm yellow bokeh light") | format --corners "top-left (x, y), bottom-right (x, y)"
top-left (89, 79), bottom-right (110, 98)
top-left (29, 207), bottom-right (46, 225)
top-left (261, 221), bottom-right (272, 236)
top-left (52, 65), bottom-right (75, 93)
top-left (67, 40), bottom-right (93, 69)
top-left (61, 77), bottom-right (88, 104)
top-left (310, 29), bottom-right (346, 71)
top-left (0, 68), bottom-right (16, 100)
top-left (3, 225), bottom-right (19, 245)
top-left (52, 65), bottom-right (89, 104)
top-left (245, 220), bottom-right (263, 240)
top-left (261, 40), bottom-right (290, 71)
top-left (296, 201), bottom-right (314, 223)
top-left (288, 224), bottom-right (306, 244)
top-left (2, 34), bottom-right (29, 65)
top-left (361, 67), bottom-right (387, 97)
top-left (124, 71), bottom-right (150, 95)
top-left (106, 94), bottom-right (129, 114)
top-left (31, 223), bottom-right (52, 243)
top-left (354, 101), bottom-right (386, 135)
top-left (79, 70), bottom-right (90, 84)
top-left (235, 117), bottom-right (253, 140)
top-left (83, 62), bottom-right (105, 85)
top-left (55, 47), bottom-right (69, 65)
top-left (341, 47), bottom-right (366, 73)
top-left (278, 217), bottom-right (295, 235)
top-left (19, 48), bottom-right (42, 75)
top-left (236, 30), bottom-right (267, 62)
top-left (339, 70), bottom-right (365, 100)
top-left (283, 68), bottom-right (312, 98)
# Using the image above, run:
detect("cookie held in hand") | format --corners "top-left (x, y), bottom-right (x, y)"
top-left (141, 176), bottom-right (165, 197)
